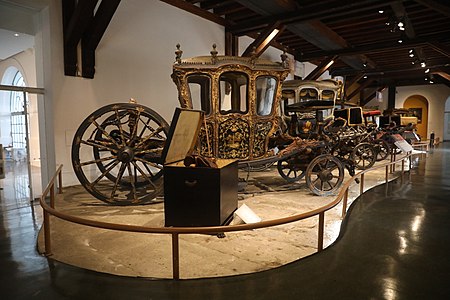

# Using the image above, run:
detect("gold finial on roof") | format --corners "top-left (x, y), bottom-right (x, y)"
top-left (210, 43), bottom-right (218, 64)
top-left (175, 44), bottom-right (183, 63)
top-left (281, 50), bottom-right (289, 69)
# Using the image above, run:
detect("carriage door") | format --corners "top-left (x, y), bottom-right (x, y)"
top-left (254, 76), bottom-right (278, 158)
top-left (217, 72), bottom-right (250, 159)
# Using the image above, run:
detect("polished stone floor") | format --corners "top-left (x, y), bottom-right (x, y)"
top-left (1, 144), bottom-right (450, 299)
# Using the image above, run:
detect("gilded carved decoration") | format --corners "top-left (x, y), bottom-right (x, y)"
top-left (253, 122), bottom-right (273, 158)
top-left (218, 118), bottom-right (250, 159)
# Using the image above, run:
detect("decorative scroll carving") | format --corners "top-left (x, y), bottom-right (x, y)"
top-left (253, 122), bottom-right (272, 158)
top-left (199, 122), bottom-right (214, 157)
top-left (218, 118), bottom-right (249, 159)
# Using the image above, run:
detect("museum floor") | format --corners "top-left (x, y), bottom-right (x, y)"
top-left (1, 143), bottom-right (450, 299)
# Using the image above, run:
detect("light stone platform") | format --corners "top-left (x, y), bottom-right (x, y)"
top-left (37, 159), bottom-right (412, 279)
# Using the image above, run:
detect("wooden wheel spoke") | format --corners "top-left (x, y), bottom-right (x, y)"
top-left (81, 139), bottom-right (116, 152)
top-left (135, 126), bottom-right (165, 148)
top-left (126, 163), bottom-right (138, 201)
top-left (134, 156), bottom-right (163, 171)
top-left (131, 161), bottom-right (157, 189)
top-left (111, 163), bottom-right (127, 198)
top-left (91, 119), bottom-right (121, 148)
top-left (114, 108), bottom-right (127, 146)
top-left (130, 110), bottom-right (142, 140)
top-left (80, 155), bottom-right (117, 167)
top-left (91, 159), bottom-right (120, 186)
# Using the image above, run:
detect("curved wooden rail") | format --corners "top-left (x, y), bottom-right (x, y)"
top-left (40, 152), bottom-right (415, 279)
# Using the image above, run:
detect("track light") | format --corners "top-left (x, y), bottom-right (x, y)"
top-left (379, 10), bottom-right (384, 14)
top-left (420, 61), bottom-right (426, 68)
top-left (425, 68), bottom-right (430, 73)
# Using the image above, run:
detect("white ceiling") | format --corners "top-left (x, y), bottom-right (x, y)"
top-left (0, 0), bottom-right (49, 60)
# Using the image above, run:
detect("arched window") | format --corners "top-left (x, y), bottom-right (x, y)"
top-left (10, 71), bottom-right (27, 152)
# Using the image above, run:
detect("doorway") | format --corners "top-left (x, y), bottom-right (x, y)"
top-left (403, 95), bottom-right (429, 140)
top-left (444, 96), bottom-right (450, 142)
top-left (0, 67), bottom-right (41, 203)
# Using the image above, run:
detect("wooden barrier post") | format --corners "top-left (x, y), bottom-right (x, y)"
top-left (58, 171), bottom-right (63, 194)
top-left (341, 189), bottom-right (349, 218)
top-left (360, 173), bottom-right (365, 195)
top-left (385, 165), bottom-right (389, 183)
top-left (318, 212), bottom-right (325, 251)
top-left (172, 233), bottom-right (180, 279)
top-left (50, 185), bottom-right (55, 209)
top-left (43, 210), bottom-right (52, 256)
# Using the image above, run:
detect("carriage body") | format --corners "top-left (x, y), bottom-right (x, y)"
top-left (171, 53), bottom-right (290, 161)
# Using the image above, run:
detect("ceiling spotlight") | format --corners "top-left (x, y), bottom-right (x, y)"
top-left (409, 49), bottom-right (414, 53)
top-left (399, 26), bottom-right (405, 31)
top-left (379, 10), bottom-right (384, 14)
top-left (430, 80), bottom-right (434, 84)
top-left (398, 21), bottom-right (404, 27)
top-left (409, 53), bottom-right (414, 57)
top-left (420, 61), bottom-right (426, 68)
top-left (364, 75), bottom-right (368, 79)
top-left (411, 61), bottom-right (415, 65)
top-left (14, 33), bottom-right (19, 37)
top-left (363, 62), bottom-right (367, 68)
top-left (425, 77), bottom-right (428, 81)
top-left (425, 68), bottom-right (430, 73)
top-left (398, 39), bottom-right (403, 43)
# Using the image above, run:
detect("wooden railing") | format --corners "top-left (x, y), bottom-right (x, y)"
top-left (40, 152), bottom-right (415, 279)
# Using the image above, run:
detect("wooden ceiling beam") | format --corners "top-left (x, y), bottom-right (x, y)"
top-left (414, 0), bottom-right (450, 17)
top-left (304, 55), bottom-right (338, 80)
top-left (62, 0), bottom-right (77, 76)
top-left (361, 86), bottom-right (386, 106)
top-left (299, 37), bottom-right (437, 61)
top-left (64, 0), bottom-right (98, 47)
top-left (81, 0), bottom-right (121, 78)
top-left (229, 0), bottom-right (391, 36)
top-left (242, 22), bottom-right (285, 57)
top-left (160, 0), bottom-right (228, 26)
top-left (346, 79), bottom-right (374, 104)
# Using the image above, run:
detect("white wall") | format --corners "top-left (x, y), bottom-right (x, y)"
top-left (43, 0), bottom-right (225, 185)
top-left (396, 84), bottom-right (450, 141)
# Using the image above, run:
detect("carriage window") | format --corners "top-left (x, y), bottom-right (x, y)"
top-left (299, 88), bottom-right (318, 102)
top-left (256, 76), bottom-right (277, 116)
top-left (322, 90), bottom-right (335, 101)
top-left (281, 89), bottom-right (296, 116)
top-left (187, 74), bottom-right (211, 115)
top-left (219, 72), bottom-right (248, 114)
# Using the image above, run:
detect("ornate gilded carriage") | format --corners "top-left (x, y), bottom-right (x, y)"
top-left (171, 44), bottom-right (290, 161)
top-left (71, 45), bottom-right (346, 205)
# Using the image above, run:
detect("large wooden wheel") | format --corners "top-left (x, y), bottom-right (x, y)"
top-left (373, 139), bottom-right (390, 161)
top-left (351, 142), bottom-right (376, 170)
top-left (71, 103), bottom-right (169, 205)
top-left (277, 157), bottom-right (306, 182)
top-left (305, 154), bottom-right (344, 196)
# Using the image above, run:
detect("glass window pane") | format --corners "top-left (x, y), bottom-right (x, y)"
top-left (256, 76), bottom-right (277, 116)
top-left (187, 74), bottom-right (211, 114)
top-left (219, 72), bottom-right (248, 114)
top-left (299, 88), bottom-right (318, 102)
top-left (322, 90), bottom-right (335, 100)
